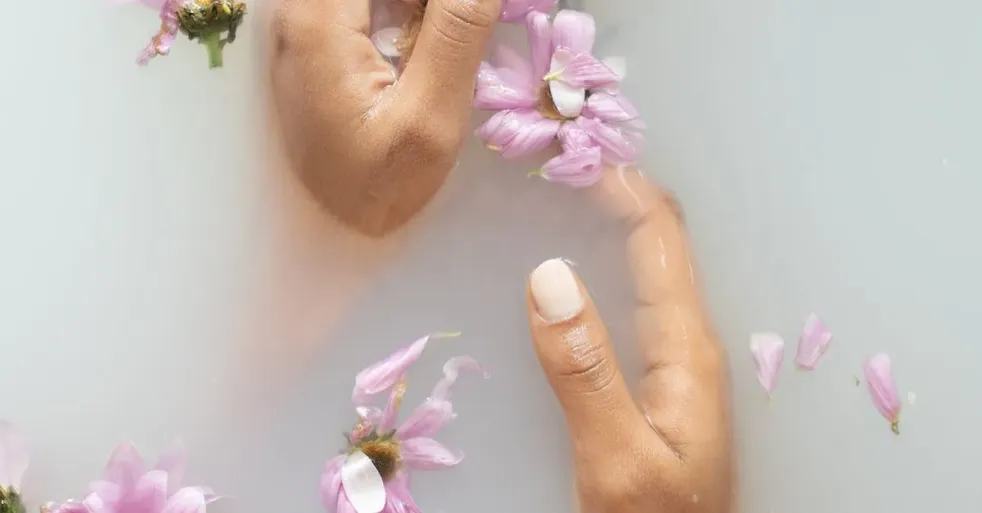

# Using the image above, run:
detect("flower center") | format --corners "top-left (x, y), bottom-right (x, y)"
top-left (358, 437), bottom-right (400, 481)
top-left (176, 0), bottom-right (247, 38)
top-left (537, 85), bottom-right (566, 120)
top-left (0, 487), bottom-right (25, 513)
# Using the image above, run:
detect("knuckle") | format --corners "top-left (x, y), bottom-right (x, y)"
top-left (555, 339), bottom-right (618, 395)
top-left (392, 119), bottom-right (462, 163)
top-left (430, 0), bottom-right (499, 46)
top-left (585, 469), bottom-right (649, 508)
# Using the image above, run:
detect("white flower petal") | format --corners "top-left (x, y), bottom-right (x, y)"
top-left (371, 27), bottom-right (404, 58)
top-left (340, 451), bottom-right (386, 513)
top-left (549, 81), bottom-right (585, 118)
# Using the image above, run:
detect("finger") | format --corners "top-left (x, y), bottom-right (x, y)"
top-left (397, 0), bottom-right (502, 128)
top-left (592, 168), bottom-right (729, 454)
top-left (526, 258), bottom-right (644, 453)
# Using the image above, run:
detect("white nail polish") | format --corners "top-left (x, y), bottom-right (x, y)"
top-left (529, 258), bottom-right (584, 323)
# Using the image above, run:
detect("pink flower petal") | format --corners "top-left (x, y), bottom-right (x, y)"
top-left (399, 438), bottom-right (463, 471)
top-left (556, 52), bottom-right (620, 89)
top-left (395, 399), bottom-right (454, 440)
top-left (794, 313), bottom-right (833, 371)
top-left (539, 147), bottom-right (604, 188)
top-left (336, 491), bottom-right (357, 513)
top-left (575, 117), bottom-right (643, 164)
top-left (525, 11), bottom-right (553, 80)
top-left (82, 492), bottom-right (108, 513)
top-left (583, 92), bottom-right (644, 128)
top-left (161, 488), bottom-right (206, 513)
top-left (383, 472), bottom-right (419, 513)
top-left (87, 480), bottom-right (121, 504)
top-left (352, 336), bottom-right (431, 406)
top-left (0, 421), bottom-right (29, 490)
top-left (474, 62), bottom-right (539, 110)
top-left (132, 470), bottom-right (169, 513)
top-left (557, 122), bottom-right (597, 152)
top-left (340, 451), bottom-right (386, 513)
top-left (103, 442), bottom-right (146, 492)
top-left (551, 10), bottom-right (596, 55)
top-left (377, 380), bottom-right (407, 433)
top-left (500, 0), bottom-right (558, 22)
top-left (749, 333), bottom-right (785, 396)
top-left (490, 45), bottom-right (535, 86)
top-left (864, 353), bottom-right (901, 434)
top-left (476, 110), bottom-right (561, 159)
top-left (430, 356), bottom-right (488, 401)
top-left (44, 501), bottom-right (89, 513)
top-left (319, 455), bottom-right (345, 512)
top-left (153, 440), bottom-right (188, 493)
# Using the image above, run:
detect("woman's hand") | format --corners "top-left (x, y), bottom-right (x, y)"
top-left (525, 170), bottom-right (734, 512)
top-left (270, 0), bottom-right (502, 236)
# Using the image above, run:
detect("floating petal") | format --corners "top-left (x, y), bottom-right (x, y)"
top-left (749, 333), bottom-right (785, 396)
top-left (795, 313), bottom-right (832, 371)
top-left (863, 353), bottom-right (901, 434)
top-left (399, 438), bottom-right (463, 471)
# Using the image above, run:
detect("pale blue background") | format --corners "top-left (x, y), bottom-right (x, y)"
top-left (1, 0), bottom-right (980, 512)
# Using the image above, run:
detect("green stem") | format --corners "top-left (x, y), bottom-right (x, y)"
top-left (202, 32), bottom-right (223, 68)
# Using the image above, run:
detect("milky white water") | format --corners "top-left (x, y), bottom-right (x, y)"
top-left (1, 0), bottom-right (980, 511)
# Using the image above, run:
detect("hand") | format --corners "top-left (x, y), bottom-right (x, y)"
top-left (525, 169), bottom-right (734, 512)
top-left (270, 0), bottom-right (502, 236)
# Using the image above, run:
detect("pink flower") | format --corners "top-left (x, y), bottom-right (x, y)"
top-left (474, 10), bottom-right (643, 187)
top-left (323, 336), bottom-right (488, 513)
top-left (0, 421), bottom-right (30, 512)
top-left (749, 333), bottom-right (785, 397)
top-left (794, 313), bottom-right (833, 370)
top-left (863, 353), bottom-right (902, 435)
top-left (51, 441), bottom-right (220, 513)
top-left (499, 0), bottom-right (558, 22)
top-left (116, 0), bottom-right (247, 68)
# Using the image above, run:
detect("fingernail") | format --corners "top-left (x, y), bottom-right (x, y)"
top-left (529, 258), bottom-right (584, 323)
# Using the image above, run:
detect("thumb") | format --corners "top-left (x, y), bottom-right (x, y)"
top-left (526, 258), bottom-right (641, 451)
top-left (398, 0), bottom-right (502, 126)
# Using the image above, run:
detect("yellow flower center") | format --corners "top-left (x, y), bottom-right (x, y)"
top-left (359, 438), bottom-right (401, 481)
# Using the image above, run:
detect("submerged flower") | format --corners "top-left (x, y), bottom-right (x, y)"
top-left (0, 422), bottom-right (29, 513)
top-left (863, 353), bottom-right (901, 435)
top-left (749, 333), bottom-right (785, 397)
top-left (794, 313), bottom-right (832, 370)
top-left (120, 0), bottom-right (247, 68)
top-left (49, 441), bottom-right (219, 513)
top-left (474, 10), bottom-right (643, 187)
top-left (322, 335), bottom-right (488, 513)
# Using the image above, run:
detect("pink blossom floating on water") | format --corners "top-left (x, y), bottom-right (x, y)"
top-left (794, 313), bottom-right (833, 371)
top-left (863, 353), bottom-right (902, 435)
top-left (749, 333), bottom-right (785, 397)
top-left (474, 10), bottom-right (644, 188)
top-left (0, 421), bottom-right (30, 513)
top-left (46, 441), bottom-right (219, 513)
top-left (322, 334), bottom-right (488, 513)
top-left (117, 0), bottom-right (246, 68)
